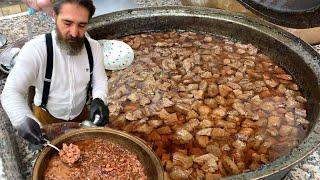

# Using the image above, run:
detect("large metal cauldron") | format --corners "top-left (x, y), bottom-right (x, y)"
top-left (87, 6), bottom-right (320, 179)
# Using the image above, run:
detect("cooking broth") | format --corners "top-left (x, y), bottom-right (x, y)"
top-left (106, 31), bottom-right (309, 179)
top-left (44, 138), bottom-right (147, 180)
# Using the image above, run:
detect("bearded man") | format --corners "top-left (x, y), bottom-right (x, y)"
top-left (1, 0), bottom-right (108, 145)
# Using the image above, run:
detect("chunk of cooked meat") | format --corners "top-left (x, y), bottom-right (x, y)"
top-left (59, 143), bottom-right (80, 165)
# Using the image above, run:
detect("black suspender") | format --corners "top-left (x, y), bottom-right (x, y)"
top-left (40, 33), bottom-right (54, 109)
top-left (84, 38), bottom-right (93, 102)
top-left (40, 33), bottom-right (93, 110)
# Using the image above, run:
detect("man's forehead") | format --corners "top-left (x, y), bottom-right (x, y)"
top-left (58, 2), bottom-right (89, 23)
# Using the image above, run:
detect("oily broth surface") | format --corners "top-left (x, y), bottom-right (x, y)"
top-left (106, 31), bottom-right (308, 179)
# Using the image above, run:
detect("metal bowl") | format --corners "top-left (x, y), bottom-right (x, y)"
top-left (87, 6), bottom-right (320, 179)
top-left (32, 128), bottom-right (164, 180)
top-left (0, 34), bottom-right (7, 48)
top-left (0, 37), bottom-right (28, 74)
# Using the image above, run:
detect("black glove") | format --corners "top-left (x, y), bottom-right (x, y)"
top-left (17, 117), bottom-right (46, 145)
top-left (89, 98), bottom-right (109, 126)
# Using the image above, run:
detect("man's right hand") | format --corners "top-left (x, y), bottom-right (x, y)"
top-left (17, 117), bottom-right (45, 145)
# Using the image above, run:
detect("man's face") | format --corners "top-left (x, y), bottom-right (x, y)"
top-left (54, 3), bottom-right (90, 55)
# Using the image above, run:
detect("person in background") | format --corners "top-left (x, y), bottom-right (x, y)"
top-left (22, 0), bottom-right (54, 15)
top-left (1, 0), bottom-right (109, 145)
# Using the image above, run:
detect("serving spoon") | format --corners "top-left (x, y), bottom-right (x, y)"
top-left (42, 114), bottom-right (101, 152)
top-left (80, 114), bottom-right (100, 128)
top-left (43, 138), bottom-right (60, 152)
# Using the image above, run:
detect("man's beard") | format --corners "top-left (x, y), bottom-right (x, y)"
top-left (56, 27), bottom-right (84, 56)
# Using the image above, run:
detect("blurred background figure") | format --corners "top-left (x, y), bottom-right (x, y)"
top-left (22, 0), bottom-right (53, 15)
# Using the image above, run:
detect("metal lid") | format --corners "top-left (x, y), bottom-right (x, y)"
top-left (98, 39), bottom-right (134, 71)
top-left (237, 0), bottom-right (320, 28)
top-left (0, 34), bottom-right (7, 48)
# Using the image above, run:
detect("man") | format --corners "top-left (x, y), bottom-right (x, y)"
top-left (1, 0), bottom-right (108, 145)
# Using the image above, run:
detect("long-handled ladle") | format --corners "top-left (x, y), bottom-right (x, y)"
top-left (43, 138), bottom-right (60, 152)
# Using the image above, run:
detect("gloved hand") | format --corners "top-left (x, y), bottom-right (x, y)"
top-left (16, 116), bottom-right (46, 145)
top-left (89, 98), bottom-right (109, 126)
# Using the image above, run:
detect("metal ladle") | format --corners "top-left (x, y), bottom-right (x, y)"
top-left (43, 138), bottom-right (60, 152)
top-left (0, 34), bottom-right (7, 48)
top-left (80, 114), bottom-right (100, 128)
top-left (42, 114), bottom-right (101, 151)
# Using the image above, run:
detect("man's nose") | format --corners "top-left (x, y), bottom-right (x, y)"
top-left (70, 25), bottom-right (79, 38)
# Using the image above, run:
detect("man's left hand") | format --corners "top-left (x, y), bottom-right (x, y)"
top-left (89, 98), bottom-right (109, 126)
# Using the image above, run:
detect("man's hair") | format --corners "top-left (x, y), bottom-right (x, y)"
top-left (53, 0), bottom-right (96, 19)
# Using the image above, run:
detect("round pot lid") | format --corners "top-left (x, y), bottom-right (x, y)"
top-left (237, 0), bottom-right (320, 28)
top-left (98, 40), bottom-right (134, 71)
top-left (0, 47), bottom-right (20, 74)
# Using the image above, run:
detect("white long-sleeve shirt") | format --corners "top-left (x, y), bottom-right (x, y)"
top-left (1, 30), bottom-right (108, 127)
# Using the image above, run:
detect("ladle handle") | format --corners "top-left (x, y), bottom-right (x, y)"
top-left (43, 138), bottom-right (60, 152)
top-left (92, 114), bottom-right (101, 125)
top-left (46, 143), bottom-right (60, 152)
top-left (79, 114), bottom-right (100, 128)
